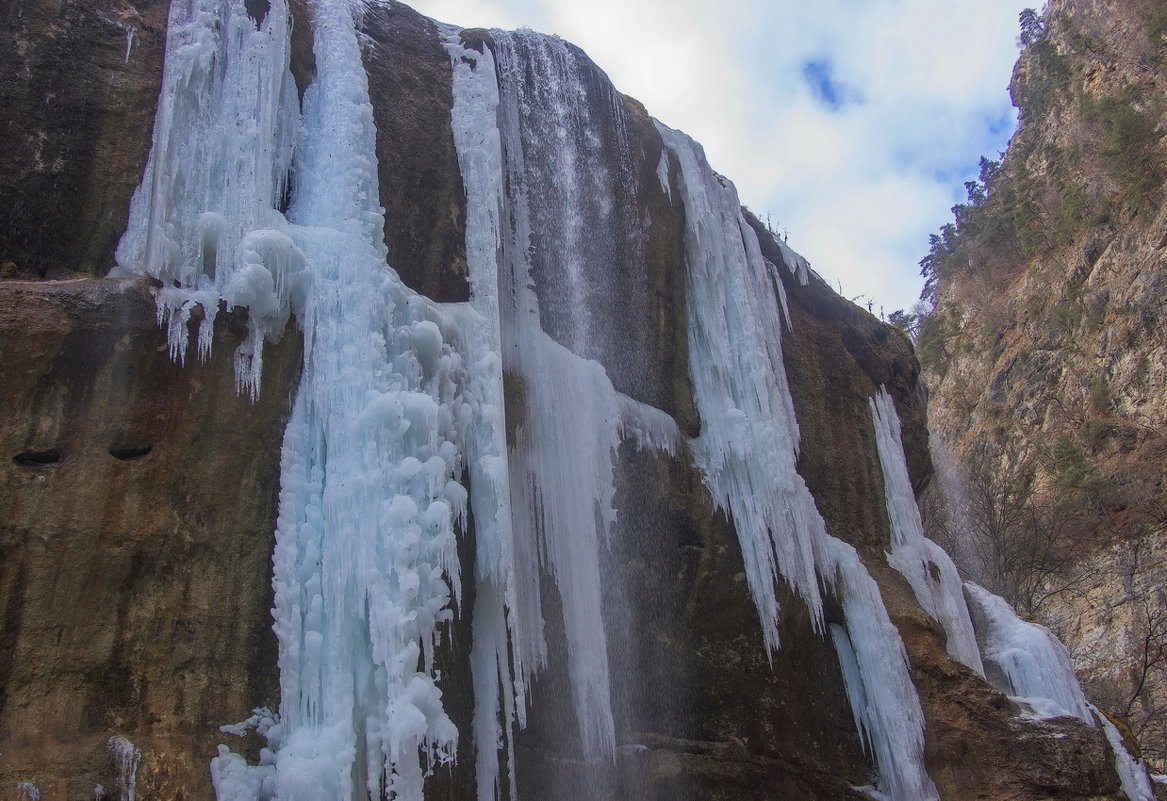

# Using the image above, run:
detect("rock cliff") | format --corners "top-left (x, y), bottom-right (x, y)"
top-left (0, 1), bottom-right (1143, 798)
top-left (918, 0), bottom-right (1167, 777)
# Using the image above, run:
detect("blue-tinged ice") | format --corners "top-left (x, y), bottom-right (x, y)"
top-left (965, 583), bottom-right (1092, 722)
top-left (114, 0), bottom-right (302, 399)
top-left (655, 122), bottom-right (825, 650)
top-left (870, 387), bottom-right (984, 674)
top-left (825, 541), bottom-right (939, 801)
top-left (118, 1), bottom-right (474, 798)
top-left (658, 121), bottom-right (936, 801)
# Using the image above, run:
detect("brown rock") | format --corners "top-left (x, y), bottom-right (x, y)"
top-left (359, 2), bottom-right (470, 303)
top-left (0, 278), bottom-right (301, 799)
top-left (0, 0), bottom-right (171, 279)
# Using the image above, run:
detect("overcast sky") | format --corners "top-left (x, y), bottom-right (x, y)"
top-left (410, 0), bottom-right (1031, 316)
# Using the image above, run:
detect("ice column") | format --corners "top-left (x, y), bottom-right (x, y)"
top-left (443, 32), bottom-right (524, 801)
top-left (658, 121), bottom-right (936, 801)
top-left (119, 1), bottom-right (472, 798)
top-left (826, 540), bottom-right (938, 801)
top-left (114, 0), bottom-right (302, 398)
top-left (870, 387), bottom-right (984, 674)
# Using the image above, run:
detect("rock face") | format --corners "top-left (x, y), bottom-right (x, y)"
top-left (0, 278), bottom-right (301, 798)
top-left (0, 1), bottom-right (1140, 799)
top-left (918, 0), bottom-right (1167, 773)
top-left (0, 0), bottom-right (170, 280)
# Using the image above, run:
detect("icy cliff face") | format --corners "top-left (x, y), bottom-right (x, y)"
top-left (0, 0), bottom-right (1155, 799)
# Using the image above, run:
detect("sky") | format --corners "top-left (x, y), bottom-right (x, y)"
top-left (410, 0), bottom-right (1032, 316)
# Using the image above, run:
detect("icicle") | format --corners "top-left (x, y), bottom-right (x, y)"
top-left (121, 1), bottom-right (477, 797)
top-left (443, 31), bottom-right (524, 801)
top-left (825, 541), bottom-right (939, 801)
top-left (113, 0), bottom-right (302, 397)
top-left (870, 387), bottom-right (984, 674)
top-left (660, 120), bottom-right (936, 801)
top-left (657, 120), bottom-right (826, 651)
top-left (655, 150), bottom-right (672, 201)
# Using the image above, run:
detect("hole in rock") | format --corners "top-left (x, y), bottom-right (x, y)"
top-left (14, 449), bottom-right (61, 466)
top-left (109, 445), bottom-right (153, 461)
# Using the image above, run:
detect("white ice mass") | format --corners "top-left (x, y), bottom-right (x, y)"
top-left (114, 1), bottom-right (1152, 800)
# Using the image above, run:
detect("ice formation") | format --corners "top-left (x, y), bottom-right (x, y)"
top-left (113, 0), bottom-right (302, 399)
top-left (657, 122), bottom-right (936, 801)
top-left (965, 583), bottom-right (1093, 721)
top-left (108, 736), bottom-right (141, 801)
top-left (112, 1), bottom-right (1036, 799)
top-left (965, 584), bottom-right (1157, 799)
top-left (119, 1), bottom-right (472, 797)
top-left (1098, 711), bottom-right (1157, 801)
top-left (870, 388), bottom-right (984, 674)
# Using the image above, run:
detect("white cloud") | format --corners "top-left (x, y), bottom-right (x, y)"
top-left (410, 0), bottom-right (1032, 313)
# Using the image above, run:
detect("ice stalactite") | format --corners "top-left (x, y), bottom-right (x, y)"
top-left (657, 121), bottom-right (936, 801)
top-left (114, 0), bottom-right (302, 399)
top-left (443, 27), bottom-right (684, 800)
top-left (120, 1), bottom-right (475, 798)
top-left (442, 30), bottom-right (523, 801)
top-left (870, 387), bottom-right (984, 674)
top-left (825, 538), bottom-right (937, 801)
top-left (654, 121), bottom-right (824, 649)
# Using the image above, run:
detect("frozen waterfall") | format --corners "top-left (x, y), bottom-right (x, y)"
top-left (110, 2), bottom-right (1129, 800)
top-left (870, 388), bottom-right (984, 674)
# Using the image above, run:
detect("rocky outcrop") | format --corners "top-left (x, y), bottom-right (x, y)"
top-left (919, 0), bottom-right (1167, 773)
top-left (0, 1), bottom-right (1141, 798)
top-left (0, 0), bottom-right (170, 280)
top-left (0, 278), bottom-right (300, 798)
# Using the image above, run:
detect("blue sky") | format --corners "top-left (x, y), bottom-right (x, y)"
top-left (410, 0), bottom-right (1031, 315)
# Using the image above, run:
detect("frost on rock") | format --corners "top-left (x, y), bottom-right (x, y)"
top-left (870, 387), bottom-right (984, 674)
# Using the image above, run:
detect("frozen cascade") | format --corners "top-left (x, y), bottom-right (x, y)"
top-left (119, 1), bottom-right (481, 798)
top-left (657, 122), bottom-right (936, 801)
top-left (446, 25), bottom-right (679, 801)
top-left (108, 736), bottom-right (141, 801)
top-left (964, 583), bottom-right (1093, 722)
top-left (1099, 710), bottom-right (1156, 801)
top-left (654, 122), bottom-right (823, 648)
top-left (442, 32), bottom-right (523, 801)
top-left (965, 584), bottom-right (1156, 799)
top-left (870, 388), bottom-right (984, 674)
top-left (113, 0), bottom-right (302, 400)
